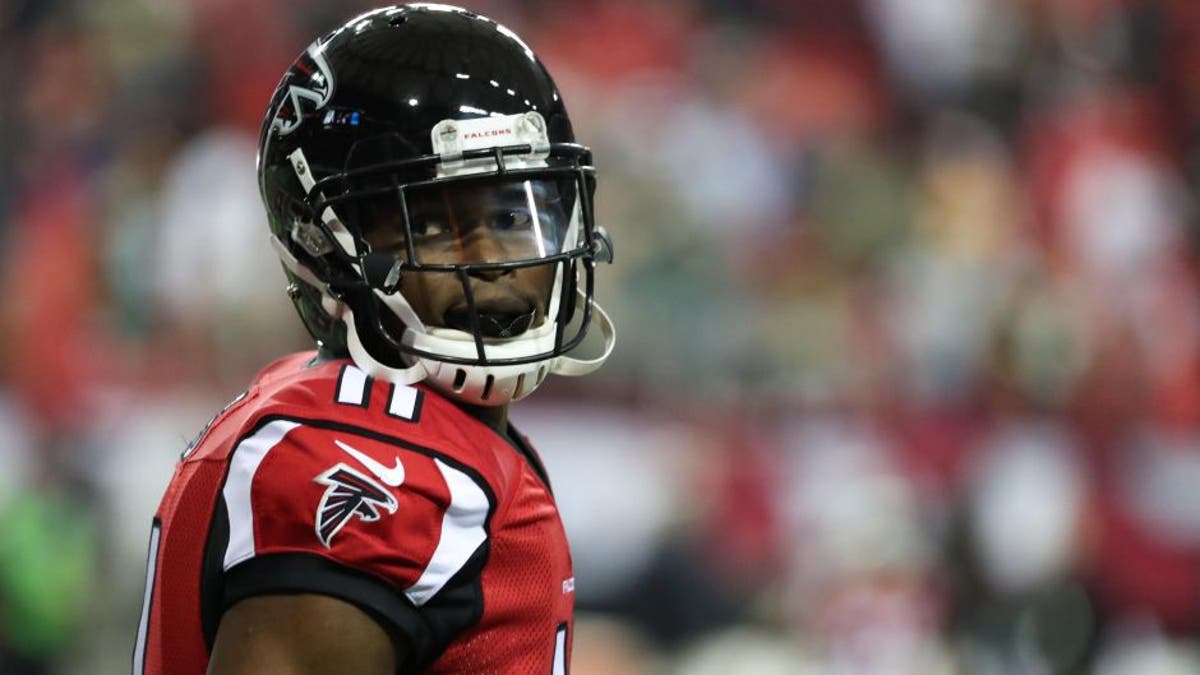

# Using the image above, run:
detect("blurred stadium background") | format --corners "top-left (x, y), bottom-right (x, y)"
top-left (3, 0), bottom-right (1200, 673)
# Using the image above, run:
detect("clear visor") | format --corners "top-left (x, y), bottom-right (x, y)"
top-left (361, 177), bottom-right (579, 265)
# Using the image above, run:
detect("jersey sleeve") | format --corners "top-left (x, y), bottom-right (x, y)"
top-left (215, 416), bottom-right (497, 669)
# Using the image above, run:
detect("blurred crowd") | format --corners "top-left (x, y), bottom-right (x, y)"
top-left (2, 0), bottom-right (1200, 673)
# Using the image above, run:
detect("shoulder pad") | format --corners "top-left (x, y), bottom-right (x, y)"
top-left (220, 416), bottom-right (496, 607)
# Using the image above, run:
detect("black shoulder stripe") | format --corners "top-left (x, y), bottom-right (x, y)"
top-left (223, 553), bottom-right (436, 671)
top-left (201, 497), bottom-right (230, 650)
top-left (222, 550), bottom-right (491, 672)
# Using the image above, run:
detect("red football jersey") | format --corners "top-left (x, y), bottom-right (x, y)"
top-left (132, 352), bottom-right (575, 674)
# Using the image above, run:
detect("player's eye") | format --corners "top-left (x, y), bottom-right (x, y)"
top-left (496, 210), bottom-right (532, 231)
top-left (412, 219), bottom-right (448, 239)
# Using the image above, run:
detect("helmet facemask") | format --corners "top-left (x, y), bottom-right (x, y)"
top-left (286, 114), bottom-right (612, 404)
top-left (258, 6), bottom-right (618, 405)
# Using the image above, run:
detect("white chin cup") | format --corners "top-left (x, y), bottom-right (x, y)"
top-left (339, 288), bottom-right (615, 407)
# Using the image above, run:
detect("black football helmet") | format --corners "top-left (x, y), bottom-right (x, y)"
top-left (258, 4), bottom-right (614, 405)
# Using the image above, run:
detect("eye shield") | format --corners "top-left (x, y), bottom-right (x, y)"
top-left (356, 176), bottom-right (580, 266)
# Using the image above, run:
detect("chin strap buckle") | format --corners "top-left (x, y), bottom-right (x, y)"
top-left (591, 226), bottom-right (614, 264)
top-left (291, 218), bottom-right (335, 257)
top-left (381, 259), bottom-right (404, 294)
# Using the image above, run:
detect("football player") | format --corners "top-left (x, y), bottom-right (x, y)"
top-left (131, 4), bottom-right (615, 674)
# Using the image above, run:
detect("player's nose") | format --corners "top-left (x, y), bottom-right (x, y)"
top-left (461, 229), bottom-right (512, 280)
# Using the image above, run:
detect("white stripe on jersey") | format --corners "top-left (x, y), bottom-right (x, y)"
top-left (337, 365), bottom-right (370, 406)
top-left (222, 419), bottom-right (301, 569)
top-left (404, 459), bottom-right (490, 607)
top-left (387, 384), bottom-right (420, 420)
top-left (132, 522), bottom-right (162, 674)
top-left (553, 625), bottom-right (568, 675)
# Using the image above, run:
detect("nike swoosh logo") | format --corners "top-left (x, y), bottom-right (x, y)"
top-left (334, 440), bottom-right (406, 487)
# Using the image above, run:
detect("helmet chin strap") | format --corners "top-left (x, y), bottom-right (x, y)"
top-left (271, 232), bottom-right (428, 384)
top-left (341, 303), bottom-right (429, 384)
top-left (549, 292), bottom-right (616, 377)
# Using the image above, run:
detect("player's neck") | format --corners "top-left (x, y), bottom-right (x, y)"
top-left (457, 401), bottom-right (510, 436)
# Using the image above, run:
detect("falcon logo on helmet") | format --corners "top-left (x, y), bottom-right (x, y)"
top-left (270, 44), bottom-right (335, 137)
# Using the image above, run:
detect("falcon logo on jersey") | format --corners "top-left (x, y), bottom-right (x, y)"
top-left (313, 464), bottom-right (398, 547)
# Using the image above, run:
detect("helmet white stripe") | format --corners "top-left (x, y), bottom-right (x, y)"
top-left (287, 147), bottom-right (358, 258)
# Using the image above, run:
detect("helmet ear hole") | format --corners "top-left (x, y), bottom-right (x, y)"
top-left (452, 368), bottom-right (468, 392)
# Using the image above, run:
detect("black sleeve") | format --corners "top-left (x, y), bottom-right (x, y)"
top-left (222, 553), bottom-right (432, 672)
top-left (217, 544), bottom-right (490, 674)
